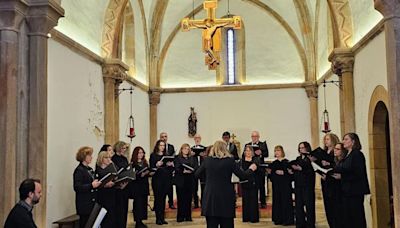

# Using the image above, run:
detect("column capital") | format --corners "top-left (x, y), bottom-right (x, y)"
top-left (0, 0), bottom-right (28, 32)
top-left (329, 48), bottom-right (354, 76)
top-left (102, 58), bottom-right (129, 82)
top-left (374, 0), bottom-right (400, 18)
top-left (149, 88), bottom-right (161, 105)
top-left (304, 83), bottom-right (318, 99)
top-left (26, 0), bottom-right (64, 36)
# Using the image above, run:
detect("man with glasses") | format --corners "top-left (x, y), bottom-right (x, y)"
top-left (244, 131), bottom-right (269, 208)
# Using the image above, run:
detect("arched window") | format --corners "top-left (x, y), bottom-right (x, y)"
top-left (226, 28), bottom-right (235, 85)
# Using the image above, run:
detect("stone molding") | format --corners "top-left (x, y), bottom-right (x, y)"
top-left (328, 48), bottom-right (354, 76)
top-left (102, 58), bottom-right (129, 82)
top-left (149, 88), bottom-right (161, 105)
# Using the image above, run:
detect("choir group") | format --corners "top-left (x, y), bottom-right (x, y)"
top-left (73, 131), bottom-right (370, 228)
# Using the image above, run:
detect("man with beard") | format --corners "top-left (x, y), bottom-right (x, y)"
top-left (4, 179), bottom-right (42, 228)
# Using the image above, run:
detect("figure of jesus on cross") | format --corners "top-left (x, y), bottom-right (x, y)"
top-left (181, 0), bottom-right (241, 70)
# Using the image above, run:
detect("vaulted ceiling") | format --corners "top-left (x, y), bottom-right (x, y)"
top-left (56, 0), bottom-right (382, 88)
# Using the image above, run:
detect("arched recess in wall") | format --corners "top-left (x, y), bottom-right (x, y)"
top-left (368, 85), bottom-right (394, 228)
top-left (326, 0), bottom-right (353, 48)
top-left (218, 15), bottom-right (246, 85)
top-left (119, 2), bottom-right (136, 77)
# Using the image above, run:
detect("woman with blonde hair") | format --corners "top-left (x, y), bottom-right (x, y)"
top-left (269, 145), bottom-right (294, 225)
top-left (174, 143), bottom-right (198, 222)
top-left (111, 141), bottom-right (130, 228)
top-left (95, 151), bottom-right (116, 228)
top-left (195, 140), bottom-right (257, 227)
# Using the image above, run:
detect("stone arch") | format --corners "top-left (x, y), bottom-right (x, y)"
top-left (368, 85), bottom-right (394, 228)
top-left (327, 0), bottom-right (354, 48)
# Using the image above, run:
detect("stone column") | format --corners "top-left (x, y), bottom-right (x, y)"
top-left (102, 59), bottom-right (128, 144)
top-left (0, 1), bottom-right (27, 225)
top-left (149, 88), bottom-right (161, 146)
top-left (329, 48), bottom-right (355, 135)
top-left (25, 2), bottom-right (63, 226)
top-left (304, 83), bottom-right (319, 148)
top-left (375, 0), bottom-right (400, 226)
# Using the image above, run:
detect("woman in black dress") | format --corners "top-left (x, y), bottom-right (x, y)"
top-left (332, 133), bottom-right (370, 228)
top-left (130, 146), bottom-right (150, 228)
top-left (240, 145), bottom-right (259, 223)
top-left (269, 145), bottom-right (294, 225)
top-left (150, 139), bottom-right (174, 225)
top-left (73, 146), bottom-right (101, 228)
top-left (174, 143), bottom-right (198, 222)
top-left (111, 141), bottom-right (130, 228)
top-left (195, 140), bottom-right (257, 228)
top-left (322, 143), bottom-right (346, 228)
top-left (95, 151), bottom-right (116, 228)
top-left (310, 133), bottom-right (340, 227)
top-left (291, 141), bottom-right (315, 228)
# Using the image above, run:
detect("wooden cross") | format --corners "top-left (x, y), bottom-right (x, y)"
top-left (181, 0), bottom-right (242, 70)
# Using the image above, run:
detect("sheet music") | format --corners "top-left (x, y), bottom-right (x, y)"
top-left (92, 208), bottom-right (107, 228)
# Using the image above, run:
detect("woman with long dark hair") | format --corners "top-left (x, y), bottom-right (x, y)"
top-left (333, 133), bottom-right (370, 228)
top-left (129, 146), bottom-right (150, 228)
top-left (174, 143), bottom-right (198, 222)
top-left (291, 141), bottom-right (315, 228)
top-left (150, 139), bottom-right (174, 225)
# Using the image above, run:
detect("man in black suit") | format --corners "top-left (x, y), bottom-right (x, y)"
top-left (244, 131), bottom-right (269, 208)
top-left (4, 178), bottom-right (42, 228)
top-left (160, 132), bottom-right (176, 209)
top-left (191, 134), bottom-right (205, 208)
top-left (222, 131), bottom-right (239, 160)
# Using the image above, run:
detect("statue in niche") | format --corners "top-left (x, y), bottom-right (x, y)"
top-left (188, 107), bottom-right (197, 138)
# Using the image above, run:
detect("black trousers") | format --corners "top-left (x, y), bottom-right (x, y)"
top-left (342, 195), bottom-right (366, 228)
top-left (153, 181), bottom-right (167, 222)
top-left (193, 177), bottom-right (200, 207)
top-left (78, 214), bottom-right (89, 228)
top-left (295, 186), bottom-right (315, 228)
top-left (177, 183), bottom-right (193, 220)
top-left (115, 189), bottom-right (129, 228)
top-left (133, 195), bottom-right (148, 222)
top-left (206, 216), bottom-right (234, 228)
top-left (321, 182), bottom-right (334, 227)
top-left (167, 174), bottom-right (174, 207)
top-left (256, 173), bottom-right (266, 206)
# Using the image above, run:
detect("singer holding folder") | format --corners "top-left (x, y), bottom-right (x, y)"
top-left (240, 145), bottom-right (259, 223)
top-left (174, 143), bottom-right (199, 222)
top-left (129, 146), bottom-right (150, 228)
top-left (95, 151), bottom-right (117, 228)
top-left (150, 140), bottom-right (174, 225)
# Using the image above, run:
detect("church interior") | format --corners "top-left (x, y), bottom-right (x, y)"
top-left (1, 0), bottom-right (400, 227)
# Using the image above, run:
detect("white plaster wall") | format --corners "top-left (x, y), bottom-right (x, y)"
top-left (119, 81), bottom-right (150, 157)
top-left (318, 73), bottom-right (341, 144)
top-left (353, 31), bottom-right (387, 227)
top-left (158, 88), bottom-right (311, 160)
top-left (47, 39), bottom-right (105, 227)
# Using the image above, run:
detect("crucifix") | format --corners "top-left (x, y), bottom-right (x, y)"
top-left (181, 0), bottom-right (242, 70)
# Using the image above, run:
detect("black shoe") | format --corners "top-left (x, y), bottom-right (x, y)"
top-left (156, 220), bottom-right (163, 225)
top-left (162, 220), bottom-right (168, 224)
top-left (194, 204), bottom-right (199, 209)
top-left (186, 218), bottom-right (193, 222)
top-left (260, 204), bottom-right (266, 209)
top-left (169, 205), bottom-right (176, 209)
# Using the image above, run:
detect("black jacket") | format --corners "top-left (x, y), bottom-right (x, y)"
top-left (174, 156), bottom-right (199, 188)
top-left (4, 202), bottom-right (37, 228)
top-left (337, 150), bottom-right (370, 196)
top-left (73, 163), bottom-right (97, 215)
top-left (227, 143), bottom-right (239, 160)
top-left (165, 143), bottom-right (175, 156)
top-left (195, 157), bottom-right (253, 218)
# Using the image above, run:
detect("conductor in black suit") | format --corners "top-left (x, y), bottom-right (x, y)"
top-left (195, 140), bottom-right (257, 228)
top-left (222, 131), bottom-right (239, 160)
top-left (244, 131), bottom-right (269, 208)
top-left (332, 133), bottom-right (370, 228)
top-left (160, 132), bottom-right (176, 209)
